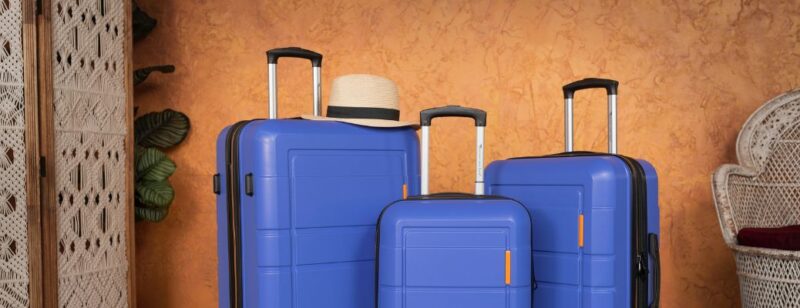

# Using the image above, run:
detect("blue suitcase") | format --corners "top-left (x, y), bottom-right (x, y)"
top-left (485, 78), bottom-right (661, 308)
top-left (213, 47), bottom-right (421, 308)
top-left (377, 106), bottom-right (533, 308)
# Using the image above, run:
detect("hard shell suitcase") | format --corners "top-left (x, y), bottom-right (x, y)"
top-left (377, 106), bottom-right (533, 308)
top-left (485, 78), bottom-right (661, 308)
top-left (214, 47), bottom-right (421, 308)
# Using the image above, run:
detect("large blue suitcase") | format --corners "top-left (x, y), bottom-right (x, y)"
top-left (213, 48), bottom-right (421, 308)
top-left (377, 106), bottom-right (533, 308)
top-left (485, 78), bottom-right (661, 308)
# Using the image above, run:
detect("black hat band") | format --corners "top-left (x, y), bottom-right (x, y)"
top-left (326, 106), bottom-right (400, 121)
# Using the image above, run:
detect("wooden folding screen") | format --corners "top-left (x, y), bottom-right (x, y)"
top-left (0, 0), bottom-right (134, 307)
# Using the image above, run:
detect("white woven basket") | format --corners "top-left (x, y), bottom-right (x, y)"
top-left (712, 89), bottom-right (800, 307)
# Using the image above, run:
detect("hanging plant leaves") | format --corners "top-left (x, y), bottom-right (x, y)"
top-left (135, 205), bottom-right (169, 222)
top-left (134, 145), bottom-right (145, 162)
top-left (134, 65), bottom-right (175, 86)
top-left (136, 147), bottom-right (176, 182)
top-left (132, 0), bottom-right (157, 42)
top-left (135, 180), bottom-right (175, 207)
top-left (135, 109), bottom-right (190, 148)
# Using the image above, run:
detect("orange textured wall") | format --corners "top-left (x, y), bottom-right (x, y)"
top-left (132, 0), bottom-right (800, 307)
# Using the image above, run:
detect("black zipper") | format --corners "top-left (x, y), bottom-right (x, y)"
top-left (224, 120), bottom-right (254, 308)
top-left (513, 151), bottom-right (650, 307)
top-left (617, 155), bottom-right (649, 308)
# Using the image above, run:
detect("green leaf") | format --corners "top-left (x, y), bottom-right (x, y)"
top-left (132, 0), bottom-right (157, 42)
top-left (135, 180), bottom-right (175, 207)
top-left (134, 145), bottom-right (145, 162)
top-left (134, 65), bottom-right (175, 86)
top-left (135, 109), bottom-right (190, 148)
top-left (136, 147), bottom-right (176, 182)
top-left (135, 205), bottom-right (169, 222)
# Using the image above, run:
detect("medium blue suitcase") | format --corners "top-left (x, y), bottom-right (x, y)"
top-left (485, 78), bottom-right (661, 308)
top-left (377, 106), bottom-right (533, 308)
top-left (213, 47), bottom-right (421, 308)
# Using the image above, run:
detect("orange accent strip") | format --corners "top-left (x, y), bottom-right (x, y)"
top-left (402, 184), bottom-right (408, 199)
top-left (505, 250), bottom-right (512, 285)
top-left (578, 214), bottom-right (585, 248)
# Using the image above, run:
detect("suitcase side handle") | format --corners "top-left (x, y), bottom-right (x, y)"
top-left (419, 105), bottom-right (487, 196)
top-left (265, 47), bottom-right (323, 119)
top-left (649, 233), bottom-right (661, 308)
top-left (562, 78), bottom-right (619, 154)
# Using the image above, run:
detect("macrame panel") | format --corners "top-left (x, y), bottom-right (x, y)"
top-left (50, 0), bottom-right (129, 306)
top-left (0, 0), bottom-right (30, 307)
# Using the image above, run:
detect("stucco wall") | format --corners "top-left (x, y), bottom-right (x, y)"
top-left (133, 0), bottom-right (800, 306)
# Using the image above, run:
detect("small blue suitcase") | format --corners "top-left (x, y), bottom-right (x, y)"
top-left (485, 78), bottom-right (661, 308)
top-left (214, 47), bottom-right (421, 308)
top-left (377, 106), bottom-right (533, 308)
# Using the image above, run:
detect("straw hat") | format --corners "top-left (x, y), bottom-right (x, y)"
top-left (302, 74), bottom-right (417, 128)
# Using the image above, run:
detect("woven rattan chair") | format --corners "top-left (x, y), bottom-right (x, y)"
top-left (713, 89), bottom-right (800, 307)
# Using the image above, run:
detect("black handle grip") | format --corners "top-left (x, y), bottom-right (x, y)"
top-left (420, 105), bottom-right (487, 127)
top-left (266, 47), bottom-right (322, 67)
top-left (649, 233), bottom-right (660, 308)
top-left (562, 78), bottom-right (619, 99)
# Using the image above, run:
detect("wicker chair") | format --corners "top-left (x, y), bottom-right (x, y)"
top-left (712, 89), bottom-right (800, 307)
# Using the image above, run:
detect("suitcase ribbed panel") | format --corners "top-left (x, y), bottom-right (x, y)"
top-left (485, 154), bottom-right (660, 308)
top-left (216, 120), bottom-right (420, 308)
top-left (377, 198), bottom-right (533, 308)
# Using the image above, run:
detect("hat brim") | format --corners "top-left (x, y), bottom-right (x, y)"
top-left (301, 115), bottom-right (419, 129)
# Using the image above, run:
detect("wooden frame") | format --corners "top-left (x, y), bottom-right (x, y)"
top-left (22, 0), bottom-right (42, 307)
top-left (124, 0), bottom-right (137, 306)
top-left (36, 0), bottom-right (58, 304)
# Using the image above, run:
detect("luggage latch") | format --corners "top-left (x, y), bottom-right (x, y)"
top-left (213, 174), bottom-right (221, 195)
top-left (505, 250), bottom-right (512, 285)
top-left (245, 173), bottom-right (254, 196)
top-left (578, 214), bottom-right (585, 247)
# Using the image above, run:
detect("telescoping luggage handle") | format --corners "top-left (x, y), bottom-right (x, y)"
top-left (420, 105), bottom-right (487, 195)
top-left (266, 47), bottom-right (323, 119)
top-left (563, 78), bottom-right (619, 154)
top-left (566, 78), bottom-right (662, 307)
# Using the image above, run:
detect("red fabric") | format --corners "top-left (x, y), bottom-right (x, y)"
top-left (737, 225), bottom-right (800, 251)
